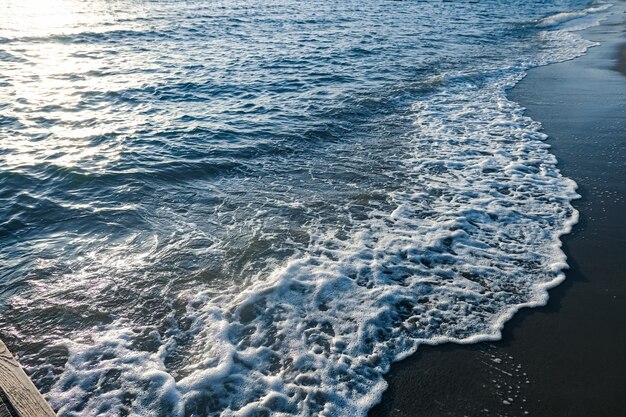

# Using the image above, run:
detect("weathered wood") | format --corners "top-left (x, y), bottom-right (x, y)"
top-left (0, 340), bottom-right (56, 417)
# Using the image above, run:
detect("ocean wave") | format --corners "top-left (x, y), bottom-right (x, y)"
top-left (0, 1), bottom-right (615, 416)
top-left (536, 3), bottom-right (612, 27)
top-left (46, 38), bottom-right (594, 417)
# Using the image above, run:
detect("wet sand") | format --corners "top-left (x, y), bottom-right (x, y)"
top-left (371, 5), bottom-right (626, 417)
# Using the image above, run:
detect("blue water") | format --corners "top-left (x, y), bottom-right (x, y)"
top-left (0, 1), bottom-right (611, 416)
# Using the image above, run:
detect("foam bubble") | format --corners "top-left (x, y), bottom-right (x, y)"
top-left (44, 4), bottom-right (613, 417)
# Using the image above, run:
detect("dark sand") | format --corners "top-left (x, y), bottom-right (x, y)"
top-left (371, 5), bottom-right (626, 417)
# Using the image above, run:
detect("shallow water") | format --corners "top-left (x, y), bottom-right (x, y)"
top-left (0, 1), bottom-right (612, 416)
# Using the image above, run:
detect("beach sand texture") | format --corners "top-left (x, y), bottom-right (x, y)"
top-left (372, 4), bottom-right (626, 417)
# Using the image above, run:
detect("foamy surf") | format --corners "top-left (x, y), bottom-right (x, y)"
top-left (0, 1), bottom-right (615, 416)
top-left (536, 3), bottom-right (612, 27)
top-left (40, 5), bottom-right (613, 416)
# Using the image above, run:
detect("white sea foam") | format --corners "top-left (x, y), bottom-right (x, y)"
top-left (536, 3), bottom-right (612, 27)
top-left (44, 4), bottom-right (612, 417)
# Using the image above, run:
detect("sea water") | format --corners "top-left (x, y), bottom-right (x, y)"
top-left (0, 1), bottom-right (613, 416)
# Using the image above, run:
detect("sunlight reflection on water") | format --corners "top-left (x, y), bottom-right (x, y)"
top-left (0, 0), bottom-right (598, 415)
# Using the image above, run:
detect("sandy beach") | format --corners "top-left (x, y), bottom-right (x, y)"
top-left (1, 2), bottom-right (623, 415)
top-left (371, 4), bottom-right (626, 417)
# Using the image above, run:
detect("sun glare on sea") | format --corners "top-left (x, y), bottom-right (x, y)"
top-left (0, 0), bottom-right (81, 38)
top-left (0, 0), bottom-right (130, 171)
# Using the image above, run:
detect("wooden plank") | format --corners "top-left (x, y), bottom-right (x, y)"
top-left (0, 340), bottom-right (56, 417)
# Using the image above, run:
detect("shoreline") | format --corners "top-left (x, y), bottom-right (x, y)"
top-left (371, 4), bottom-right (626, 417)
